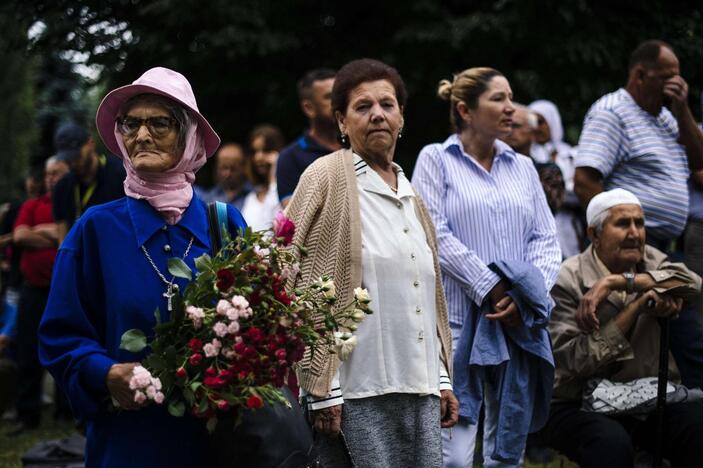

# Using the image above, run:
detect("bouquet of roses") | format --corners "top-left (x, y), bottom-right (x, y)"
top-left (119, 212), bottom-right (372, 431)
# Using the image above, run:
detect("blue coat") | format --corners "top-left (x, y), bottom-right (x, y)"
top-left (38, 196), bottom-right (246, 468)
top-left (453, 260), bottom-right (555, 465)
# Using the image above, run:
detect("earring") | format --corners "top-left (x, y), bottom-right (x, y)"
top-left (341, 133), bottom-right (348, 145)
top-left (398, 127), bottom-right (404, 140)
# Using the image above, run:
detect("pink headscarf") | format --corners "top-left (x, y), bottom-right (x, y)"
top-left (113, 118), bottom-right (206, 225)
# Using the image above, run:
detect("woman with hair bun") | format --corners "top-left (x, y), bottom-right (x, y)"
top-left (412, 68), bottom-right (561, 467)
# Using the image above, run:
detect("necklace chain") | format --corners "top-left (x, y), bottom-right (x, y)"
top-left (141, 236), bottom-right (194, 311)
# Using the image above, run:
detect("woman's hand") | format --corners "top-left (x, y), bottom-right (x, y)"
top-left (106, 362), bottom-right (143, 410)
top-left (311, 404), bottom-right (343, 437)
top-left (440, 390), bottom-right (459, 428)
top-left (486, 295), bottom-right (523, 327)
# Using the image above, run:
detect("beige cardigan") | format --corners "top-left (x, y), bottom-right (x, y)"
top-left (285, 149), bottom-right (453, 397)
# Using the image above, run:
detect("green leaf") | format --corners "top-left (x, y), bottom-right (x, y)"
top-left (194, 253), bottom-right (212, 271)
top-left (168, 258), bottom-right (192, 280)
top-left (168, 401), bottom-right (185, 417)
top-left (145, 354), bottom-right (167, 372)
top-left (183, 387), bottom-right (194, 403)
top-left (165, 346), bottom-right (177, 366)
top-left (190, 381), bottom-right (202, 391)
top-left (120, 329), bottom-right (147, 353)
top-left (206, 416), bottom-right (218, 433)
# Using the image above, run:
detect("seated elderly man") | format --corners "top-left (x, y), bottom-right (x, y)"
top-left (542, 188), bottom-right (703, 468)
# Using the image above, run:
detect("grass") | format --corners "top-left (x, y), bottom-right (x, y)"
top-left (0, 408), bottom-right (77, 468)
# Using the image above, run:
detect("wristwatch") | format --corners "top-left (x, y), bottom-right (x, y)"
top-left (622, 272), bottom-right (635, 294)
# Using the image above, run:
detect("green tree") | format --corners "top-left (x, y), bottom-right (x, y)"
top-left (12, 0), bottom-right (703, 174)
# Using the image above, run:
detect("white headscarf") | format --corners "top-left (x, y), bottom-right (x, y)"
top-left (529, 100), bottom-right (564, 144)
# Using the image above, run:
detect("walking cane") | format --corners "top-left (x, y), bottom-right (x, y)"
top-left (654, 312), bottom-right (669, 468)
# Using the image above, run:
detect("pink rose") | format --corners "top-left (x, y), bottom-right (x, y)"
top-left (272, 212), bottom-right (295, 246)
top-left (134, 391), bottom-right (147, 404)
top-left (153, 392), bottom-right (164, 404)
top-left (213, 322), bottom-right (228, 338)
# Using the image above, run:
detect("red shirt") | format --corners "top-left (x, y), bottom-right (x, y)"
top-left (14, 194), bottom-right (57, 287)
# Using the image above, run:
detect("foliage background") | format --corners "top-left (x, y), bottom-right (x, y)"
top-left (2, 0), bottom-right (702, 195)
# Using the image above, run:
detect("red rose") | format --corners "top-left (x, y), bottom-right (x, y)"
top-left (219, 369), bottom-right (234, 382)
top-left (216, 269), bottom-right (235, 290)
top-left (217, 400), bottom-right (229, 411)
top-left (188, 338), bottom-right (203, 352)
top-left (205, 367), bottom-right (217, 377)
top-left (238, 370), bottom-right (249, 380)
top-left (272, 212), bottom-right (295, 246)
top-left (234, 341), bottom-right (247, 354)
top-left (248, 290), bottom-right (261, 306)
top-left (246, 394), bottom-right (264, 409)
top-left (204, 375), bottom-right (226, 388)
top-left (275, 349), bottom-right (287, 361)
top-left (274, 288), bottom-right (292, 305)
top-left (189, 353), bottom-right (203, 366)
top-left (243, 346), bottom-right (257, 359)
top-left (246, 327), bottom-right (263, 343)
top-left (176, 367), bottom-right (187, 379)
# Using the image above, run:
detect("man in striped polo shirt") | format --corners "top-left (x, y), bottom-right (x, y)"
top-left (573, 39), bottom-right (703, 393)
top-left (574, 39), bottom-right (703, 249)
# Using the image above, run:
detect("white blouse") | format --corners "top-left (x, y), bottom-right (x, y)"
top-left (240, 183), bottom-right (280, 232)
top-left (307, 155), bottom-right (450, 410)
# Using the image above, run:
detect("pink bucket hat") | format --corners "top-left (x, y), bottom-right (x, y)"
top-left (95, 67), bottom-right (220, 158)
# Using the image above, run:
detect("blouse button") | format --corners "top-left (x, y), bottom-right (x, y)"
top-left (163, 244), bottom-right (172, 253)
top-left (418, 331), bottom-right (424, 341)
top-left (416, 306), bottom-right (422, 314)
top-left (410, 253), bottom-right (416, 260)
top-left (161, 225), bottom-right (168, 231)
top-left (413, 280), bottom-right (419, 287)
top-left (403, 227), bottom-right (409, 234)
top-left (396, 202), bottom-right (402, 208)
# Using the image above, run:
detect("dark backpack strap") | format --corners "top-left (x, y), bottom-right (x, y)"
top-left (207, 202), bottom-right (223, 254)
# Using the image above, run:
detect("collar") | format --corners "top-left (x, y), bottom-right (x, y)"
top-left (352, 153), bottom-right (412, 198)
top-left (127, 195), bottom-right (211, 248)
top-left (442, 133), bottom-right (517, 162)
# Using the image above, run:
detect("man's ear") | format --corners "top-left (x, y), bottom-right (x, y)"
top-left (301, 99), bottom-right (315, 119)
top-left (587, 225), bottom-right (598, 247)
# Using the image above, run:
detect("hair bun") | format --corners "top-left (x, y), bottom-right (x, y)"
top-left (437, 79), bottom-right (453, 101)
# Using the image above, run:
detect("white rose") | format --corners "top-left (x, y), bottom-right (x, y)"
top-left (351, 309), bottom-right (366, 322)
top-left (320, 278), bottom-right (336, 298)
top-left (334, 334), bottom-right (358, 361)
top-left (353, 287), bottom-right (371, 308)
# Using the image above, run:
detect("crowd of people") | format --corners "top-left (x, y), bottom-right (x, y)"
top-left (0, 38), bottom-right (701, 468)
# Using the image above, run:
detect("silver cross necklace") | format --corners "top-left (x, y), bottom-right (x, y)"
top-left (141, 236), bottom-right (194, 311)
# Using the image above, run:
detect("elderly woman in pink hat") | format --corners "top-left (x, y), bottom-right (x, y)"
top-left (38, 67), bottom-right (247, 467)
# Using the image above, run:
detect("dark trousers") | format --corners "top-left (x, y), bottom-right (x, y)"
top-left (645, 233), bottom-right (703, 389)
top-left (543, 401), bottom-right (703, 468)
top-left (15, 283), bottom-right (49, 426)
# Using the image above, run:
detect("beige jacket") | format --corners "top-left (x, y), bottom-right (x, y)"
top-left (549, 244), bottom-right (701, 402)
top-left (285, 149), bottom-right (453, 397)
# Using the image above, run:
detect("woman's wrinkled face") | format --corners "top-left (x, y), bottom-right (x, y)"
top-left (337, 80), bottom-right (404, 158)
top-left (120, 98), bottom-right (180, 172)
top-left (463, 76), bottom-right (514, 139)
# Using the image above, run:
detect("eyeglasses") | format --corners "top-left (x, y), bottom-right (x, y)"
top-left (116, 116), bottom-right (178, 137)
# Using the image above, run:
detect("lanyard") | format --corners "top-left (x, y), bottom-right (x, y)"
top-left (73, 155), bottom-right (106, 220)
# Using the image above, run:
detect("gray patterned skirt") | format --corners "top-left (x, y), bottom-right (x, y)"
top-left (316, 393), bottom-right (441, 468)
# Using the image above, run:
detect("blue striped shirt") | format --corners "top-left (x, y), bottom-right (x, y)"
top-left (576, 88), bottom-right (689, 238)
top-left (412, 134), bottom-right (561, 325)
